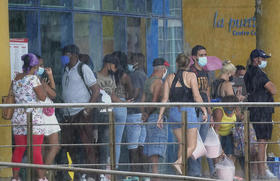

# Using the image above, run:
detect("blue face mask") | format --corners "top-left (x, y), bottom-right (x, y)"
top-left (258, 60), bottom-right (267, 69)
top-left (61, 56), bottom-right (70, 66)
top-left (127, 64), bottom-right (135, 72)
top-left (198, 57), bottom-right (207, 67)
top-left (37, 67), bottom-right (45, 76)
top-left (224, 108), bottom-right (234, 115)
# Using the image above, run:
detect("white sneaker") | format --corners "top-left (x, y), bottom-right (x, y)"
top-left (266, 169), bottom-right (277, 178)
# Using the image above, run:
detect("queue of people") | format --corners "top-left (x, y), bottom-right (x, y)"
top-left (9, 44), bottom-right (277, 181)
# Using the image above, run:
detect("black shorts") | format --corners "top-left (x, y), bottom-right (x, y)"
top-left (220, 134), bottom-right (234, 155)
top-left (250, 112), bottom-right (273, 140)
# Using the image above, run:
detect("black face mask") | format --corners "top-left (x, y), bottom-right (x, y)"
top-left (229, 75), bottom-right (234, 82)
top-left (108, 69), bottom-right (114, 75)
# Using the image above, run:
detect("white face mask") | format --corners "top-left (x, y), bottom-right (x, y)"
top-left (198, 56), bottom-right (207, 67)
top-left (127, 64), bottom-right (135, 72)
top-left (162, 70), bottom-right (168, 79)
top-left (258, 60), bottom-right (267, 69)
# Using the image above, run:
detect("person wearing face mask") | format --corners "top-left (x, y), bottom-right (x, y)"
top-left (11, 53), bottom-right (48, 181)
top-left (213, 95), bottom-right (239, 162)
top-left (61, 44), bottom-right (100, 180)
top-left (95, 54), bottom-right (132, 173)
top-left (157, 54), bottom-right (208, 175)
top-left (110, 51), bottom-right (134, 169)
top-left (140, 58), bottom-right (169, 176)
top-left (211, 60), bottom-right (236, 101)
top-left (189, 45), bottom-right (215, 177)
top-left (244, 49), bottom-right (277, 179)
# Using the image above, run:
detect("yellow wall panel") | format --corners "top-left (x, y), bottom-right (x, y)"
top-left (0, 0), bottom-right (13, 178)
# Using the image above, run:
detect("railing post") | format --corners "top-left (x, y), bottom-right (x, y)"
top-left (109, 111), bottom-right (116, 181)
top-left (26, 111), bottom-right (33, 181)
top-left (181, 111), bottom-right (187, 176)
top-left (244, 110), bottom-right (251, 181)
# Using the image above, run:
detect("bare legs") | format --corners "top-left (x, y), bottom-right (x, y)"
top-left (44, 132), bottom-right (60, 165)
top-left (257, 139), bottom-right (266, 177)
top-left (172, 127), bottom-right (197, 174)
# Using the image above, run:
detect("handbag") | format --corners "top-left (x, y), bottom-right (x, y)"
top-left (2, 82), bottom-right (15, 120)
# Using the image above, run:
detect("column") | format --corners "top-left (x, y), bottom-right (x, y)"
top-left (256, 0), bottom-right (280, 156)
top-left (0, 0), bottom-right (13, 178)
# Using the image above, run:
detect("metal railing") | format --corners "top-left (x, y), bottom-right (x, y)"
top-left (0, 102), bottom-right (279, 181)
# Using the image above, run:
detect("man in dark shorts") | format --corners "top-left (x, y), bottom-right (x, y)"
top-left (244, 49), bottom-right (277, 179)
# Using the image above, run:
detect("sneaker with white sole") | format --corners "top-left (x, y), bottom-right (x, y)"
top-left (266, 168), bottom-right (277, 178)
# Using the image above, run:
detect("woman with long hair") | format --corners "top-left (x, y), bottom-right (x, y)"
top-left (157, 53), bottom-right (207, 174)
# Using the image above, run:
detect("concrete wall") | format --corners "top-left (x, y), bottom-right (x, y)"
top-left (183, 0), bottom-right (256, 66)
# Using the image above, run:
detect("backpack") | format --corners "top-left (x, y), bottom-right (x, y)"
top-left (77, 63), bottom-right (102, 104)
top-left (210, 79), bottom-right (225, 102)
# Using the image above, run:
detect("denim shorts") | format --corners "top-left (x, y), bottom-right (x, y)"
top-left (144, 114), bottom-right (168, 158)
top-left (126, 113), bottom-right (146, 150)
top-left (220, 134), bottom-right (234, 155)
top-left (168, 107), bottom-right (199, 129)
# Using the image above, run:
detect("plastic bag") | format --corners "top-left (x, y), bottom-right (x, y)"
top-left (204, 127), bottom-right (222, 158)
top-left (216, 156), bottom-right (235, 181)
top-left (192, 130), bottom-right (207, 160)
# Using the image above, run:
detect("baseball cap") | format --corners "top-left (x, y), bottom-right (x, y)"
top-left (152, 58), bottom-right (170, 67)
top-left (250, 49), bottom-right (271, 60)
top-left (62, 44), bottom-right (80, 55)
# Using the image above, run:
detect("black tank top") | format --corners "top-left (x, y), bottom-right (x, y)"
top-left (169, 70), bottom-right (194, 102)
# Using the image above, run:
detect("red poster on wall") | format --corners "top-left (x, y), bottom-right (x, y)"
top-left (9, 38), bottom-right (28, 80)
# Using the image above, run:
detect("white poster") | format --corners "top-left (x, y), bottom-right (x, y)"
top-left (10, 38), bottom-right (28, 80)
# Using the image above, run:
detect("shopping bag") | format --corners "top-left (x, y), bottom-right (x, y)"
top-left (216, 156), bottom-right (235, 181)
top-left (2, 82), bottom-right (15, 120)
top-left (204, 127), bottom-right (222, 158)
top-left (192, 130), bottom-right (207, 160)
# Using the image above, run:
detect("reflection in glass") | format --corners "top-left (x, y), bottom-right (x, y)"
top-left (74, 0), bottom-right (100, 10)
top-left (103, 16), bottom-right (126, 55)
top-left (9, 10), bottom-right (39, 53)
top-left (40, 12), bottom-right (73, 93)
top-left (166, 0), bottom-right (182, 17)
top-left (102, 0), bottom-right (125, 11)
top-left (166, 20), bottom-right (183, 72)
top-left (74, 14), bottom-right (102, 71)
top-left (127, 18), bottom-right (146, 54)
top-left (126, 0), bottom-right (146, 13)
top-left (147, 0), bottom-right (163, 15)
top-left (9, 0), bottom-right (31, 5)
top-left (40, 0), bottom-right (69, 7)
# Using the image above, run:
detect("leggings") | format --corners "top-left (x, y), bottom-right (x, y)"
top-left (12, 135), bottom-right (44, 171)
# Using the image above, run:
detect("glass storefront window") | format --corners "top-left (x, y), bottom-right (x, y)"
top-left (147, 0), bottom-right (163, 15)
top-left (74, 0), bottom-right (100, 10)
top-left (102, 0), bottom-right (125, 11)
top-left (74, 14), bottom-right (102, 71)
top-left (127, 18), bottom-right (146, 54)
top-left (9, 0), bottom-right (32, 5)
top-left (166, 19), bottom-right (183, 72)
top-left (103, 16), bottom-right (126, 55)
top-left (40, 12), bottom-right (73, 92)
top-left (40, 0), bottom-right (70, 7)
top-left (9, 10), bottom-right (39, 53)
top-left (166, 0), bottom-right (182, 17)
top-left (126, 0), bottom-right (146, 14)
